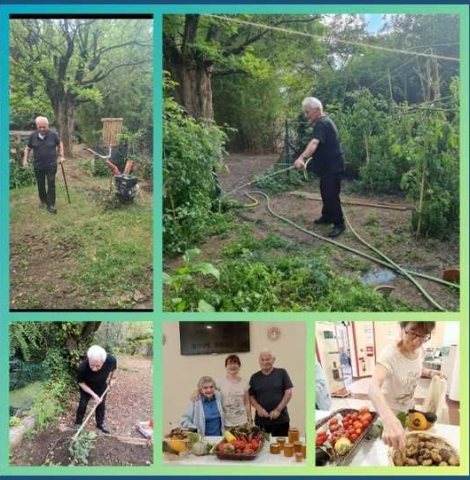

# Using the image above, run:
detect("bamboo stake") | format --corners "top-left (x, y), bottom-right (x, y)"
top-left (416, 162), bottom-right (426, 239)
top-left (72, 385), bottom-right (111, 442)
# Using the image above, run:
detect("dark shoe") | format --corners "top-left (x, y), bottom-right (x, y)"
top-left (327, 224), bottom-right (345, 238)
top-left (313, 217), bottom-right (332, 225)
top-left (97, 424), bottom-right (111, 434)
top-left (48, 205), bottom-right (57, 214)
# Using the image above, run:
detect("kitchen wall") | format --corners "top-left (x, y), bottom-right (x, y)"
top-left (162, 321), bottom-right (306, 436)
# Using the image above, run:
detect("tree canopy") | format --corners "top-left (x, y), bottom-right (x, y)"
top-left (10, 18), bottom-right (153, 156)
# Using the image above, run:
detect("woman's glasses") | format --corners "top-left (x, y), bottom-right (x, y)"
top-left (405, 329), bottom-right (431, 342)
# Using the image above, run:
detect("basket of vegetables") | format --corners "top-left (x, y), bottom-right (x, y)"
top-left (163, 428), bottom-right (200, 460)
top-left (214, 425), bottom-right (267, 461)
top-left (389, 432), bottom-right (460, 467)
top-left (315, 406), bottom-right (379, 466)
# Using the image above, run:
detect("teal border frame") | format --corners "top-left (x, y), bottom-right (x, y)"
top-left (0, 3), bottom-right (468, 477)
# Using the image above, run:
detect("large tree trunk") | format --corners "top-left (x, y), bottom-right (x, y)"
top-left (54, 95), bottom-right (75, 158)
top-left (164, 14), bottom-right (214, 121)
top-left (170, 60), bottom-right (214, 121)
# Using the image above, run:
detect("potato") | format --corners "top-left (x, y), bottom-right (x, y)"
top-left (430, 451), bottom-right (442, 463)
top-left (439, 448), bottom-right (451, 462)
top-left (448, 455), bottom-right (460, 466)
top-left (406, 458), bottom-right (418, 466)
top-left (422, 459), bottom-right (433, 466)
top-left (439, 461), bottom-right (449, 466)
top-left (393, 450), bottom-right (405, 466)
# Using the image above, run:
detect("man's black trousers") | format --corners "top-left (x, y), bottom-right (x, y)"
top-left (34, 163), bottom-right (57, 207)
top-left (256, 421), bottom-right (289, 437)
top-left (320, 172), bottom-right (344, 226)
top-left (75, 387), bottom-right (107, 427)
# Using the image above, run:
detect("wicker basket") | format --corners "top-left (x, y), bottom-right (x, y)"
top-left (315, 407), bottom-right (378, 466)
top-left (101, 118), bottom-right (123, 146)
top-left (214, 437), bottom-right (265, 461)
top-left (388, 431), bottom-right (460, 466)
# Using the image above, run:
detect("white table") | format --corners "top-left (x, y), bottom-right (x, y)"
top-left (164, 436), bottom-right (306, 466)
top-left (316, 410), bottom-right (460, 466)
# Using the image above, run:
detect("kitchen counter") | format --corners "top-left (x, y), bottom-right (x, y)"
top-left (163, 436), bottom-right (306, 466)
top-left (316, 410), bottom-right (460, 466)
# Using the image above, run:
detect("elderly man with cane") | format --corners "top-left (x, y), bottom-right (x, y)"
top-left (75, 345), bottom-right (117, 434)
top-left (23, 116), bottom-right (66, 214)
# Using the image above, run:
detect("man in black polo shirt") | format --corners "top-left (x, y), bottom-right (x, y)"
top-left (75, 345), bottom-right (117, 434)
top-left (23, 116), bottom-right (65, 214)
top-left (249, 349), bottom-right (293, 437)
top-left (294, 97), bottom-right (346, 238)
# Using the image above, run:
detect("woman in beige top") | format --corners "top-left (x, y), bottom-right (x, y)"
top-left (190, 354), bottom-right (252, 428)
top-left (369, 322), bottom-right (444, 451)
top-left (216, 354), bottom-right (252, 427)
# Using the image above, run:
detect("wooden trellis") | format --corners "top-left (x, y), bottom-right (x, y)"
top-left (101, 118), bottom-right (123, 146)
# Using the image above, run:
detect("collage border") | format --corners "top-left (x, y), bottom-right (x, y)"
top-left (0, 2), bottom-right (468, 477)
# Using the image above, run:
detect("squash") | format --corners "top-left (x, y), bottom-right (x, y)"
top-left (407, 412), bottom-right (428, 430)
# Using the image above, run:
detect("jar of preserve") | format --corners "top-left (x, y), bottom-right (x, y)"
top-left (277, 437), bottom-right (286, 450)
top-left (293, 441), bottom-right (303, 454)
top-left (283, 443), bottom-right (294, 457)
top-left (295, 452), bottom-right (304, 463)
top-left (270, 443), bottom-right (281, 454)
top-left (288, 428), bottom-right (300, 444)
top-left (301, 444), bottom-right (307, 458)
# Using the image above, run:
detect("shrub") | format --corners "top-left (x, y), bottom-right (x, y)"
top-left (163, 74), bottom-right (229, 255)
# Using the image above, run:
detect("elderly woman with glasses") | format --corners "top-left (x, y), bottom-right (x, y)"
top-left (369, 322), bottom-right (444, 451)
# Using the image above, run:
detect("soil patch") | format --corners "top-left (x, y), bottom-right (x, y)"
top-left (9, 428), bottom-right (152, 466)
top-left (165, 152), bottom-right (459, 311)
top-left (10, 355), bottom-right (153, 466)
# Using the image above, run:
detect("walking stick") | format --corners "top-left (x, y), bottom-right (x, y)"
top-left (60, 162), bottom-right (71, 204)
top-left (72, 385), bottom-right (111, 441)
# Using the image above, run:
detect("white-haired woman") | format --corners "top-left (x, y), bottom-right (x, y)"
top-left (75, 345), bottom-right (117, 434)
top-left (181, 376), bottom-right (224, 436)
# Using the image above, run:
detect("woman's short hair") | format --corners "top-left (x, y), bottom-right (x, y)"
top-left (225, 354), bottom-right (241, 367)
top-left (399, 322), bottom-right (435, 335)
top-left (302, 97), bottom-right (323, 112)
top-left (197, 375), bottom-right (215, 390)
top-left (87, 345), bottom-right (107, 363)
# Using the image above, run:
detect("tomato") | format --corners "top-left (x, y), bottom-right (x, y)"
top-left (351, 412), bottom-right (359, 420)
top-left (244, 447), bottom-right (255, 454)
top-left (359, 406), bottom-right (370, 415)
top-left (329, 424), bottom-right (339, 433)
top-left (351, 433), bottom-right (358, 442)
top-left (355, 428), bottom-right (362, 435)
top-left (328, 418), bottom-right (339, 427)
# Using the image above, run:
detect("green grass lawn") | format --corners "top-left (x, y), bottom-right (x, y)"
top-left (10, 174), bottom-right (153, 309)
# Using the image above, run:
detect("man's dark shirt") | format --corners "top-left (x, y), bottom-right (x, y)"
top-left (77, 354), bottom-right (117, 392)
top-left (249, 368), bottom-right (293, 425)
top-left (28, 130), bottom-right (60, 168)
top-left (309, 116), bottom-right (345, 175)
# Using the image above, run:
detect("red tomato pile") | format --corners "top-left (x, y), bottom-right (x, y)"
top-left (316, 407), bottom-right (373, 447)
top-left (218, 436), bottom-right (262, 454)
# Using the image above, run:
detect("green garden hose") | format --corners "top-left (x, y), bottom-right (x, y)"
top-left (247, 190), bottom-right (448, 311)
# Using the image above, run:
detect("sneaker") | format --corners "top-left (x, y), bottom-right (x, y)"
top-left (327, 224), bottom-right (345, 238)
top-left (48, 205), bottom-right (57, 214)
top-left (97, 424), bottom-right (111, 434)
top-left (313, 217), bottom-right (331, 225)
